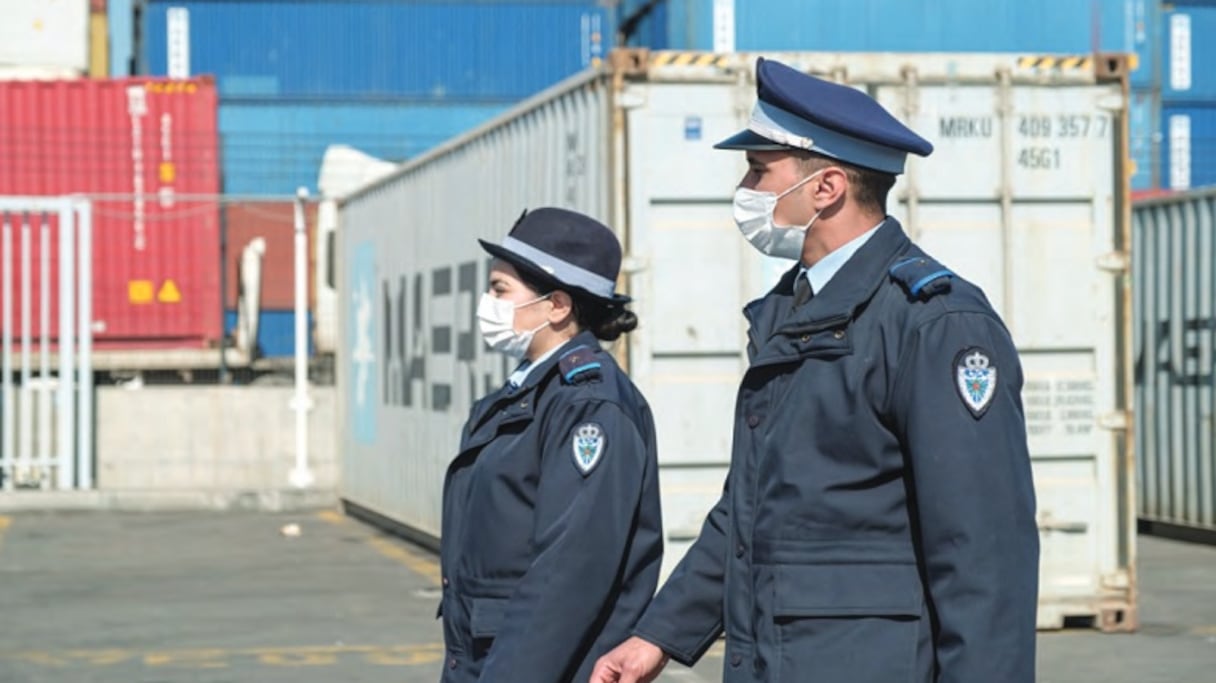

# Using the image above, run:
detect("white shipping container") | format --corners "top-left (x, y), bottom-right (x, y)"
top-left (0, 0), bottom-right (89, 75)
top-left (337, 50), bottom-right (1137, 631)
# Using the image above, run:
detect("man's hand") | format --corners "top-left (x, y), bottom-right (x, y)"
top-left (589, 636), bottom-right (670, 683)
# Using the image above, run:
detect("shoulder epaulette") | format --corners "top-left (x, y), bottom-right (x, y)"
top-left (558, 345), bottom-right (603, 385)
top-left (889, 255), bottom-right (953, 300)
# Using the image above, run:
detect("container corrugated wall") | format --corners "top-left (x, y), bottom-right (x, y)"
top-left (1162, 103), bottom-right (1216, 190)
top-left (0, 77), bottom-right (221, 350)
top-left (1161, 3), bottom-right (1216, 190)
top-left (218, 101), bottom-right (506, 196)
top-left (1133, 188), bottom-right (1216, 535)
top-left (623, 0), bottom-right (1146, 65)
top-left (339, 50), bottom-right (1137, 629)
top-left (139, 0), bottom-right (613, 101)
top-left (338, 72), bottom-right (612, 542)
top-left (1164, 5), bottom-right (1216, 102)
top-left (1131, 89), bottom-right (1163, 190)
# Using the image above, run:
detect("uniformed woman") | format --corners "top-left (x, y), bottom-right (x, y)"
top-left (438, 207), bottom-right (663, 683)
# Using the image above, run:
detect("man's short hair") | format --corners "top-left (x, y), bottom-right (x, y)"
top-left (798, 152), bottom-right (896, 215)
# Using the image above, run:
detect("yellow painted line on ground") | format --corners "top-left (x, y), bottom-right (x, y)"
top-left (1190, 625), bottom-right (1216, 637)
top-left (0, 643), bottom-right (445, 669)
top-left (315, 509), bottom-right (345, 525)
top-left (0, 515), bottom-right (10, 555)
top-left (315, 510), bottom-right (442, 586)
top-left (367, 536), bottom-right (443, 586)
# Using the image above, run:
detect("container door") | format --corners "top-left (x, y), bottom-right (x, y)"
top-left (624, 80), bottom-right (769, 581)
top-left (878, 81), bottom-right (1132, 629)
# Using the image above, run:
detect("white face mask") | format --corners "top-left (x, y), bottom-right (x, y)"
top-left (732, 168), bottom-right (826, 260)
top-left (477, 292), bottom-right (551, 360)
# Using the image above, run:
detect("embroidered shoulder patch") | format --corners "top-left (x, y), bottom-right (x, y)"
top-left (955, 347), bottom-right (997, 418)
top-left (571, 422), bottom-right (606, 475)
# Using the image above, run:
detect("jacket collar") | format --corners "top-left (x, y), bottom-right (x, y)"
top-left (745, 217), bottom-right (912, 341)
top-left (462, 331), bottom-right (601, 448)
top-left (504, 330), bottom-right (602, 397)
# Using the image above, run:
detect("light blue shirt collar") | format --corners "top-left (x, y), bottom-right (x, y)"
top-left (800, 221), bottom-right (884, 296)
top-left (508, 343), bottom-right (563, 388)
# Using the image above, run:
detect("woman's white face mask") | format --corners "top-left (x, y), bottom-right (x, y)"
top-left (732, 168), bottom-right (826, 260)
top-left (477, 292), bottom-right (551, 359)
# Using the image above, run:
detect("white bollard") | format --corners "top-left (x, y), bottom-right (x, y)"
top-left (289, 188), bottom-right (314, 489)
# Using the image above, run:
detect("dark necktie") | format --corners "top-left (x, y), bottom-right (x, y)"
top-left (792, 275), bottom-right (813, 307)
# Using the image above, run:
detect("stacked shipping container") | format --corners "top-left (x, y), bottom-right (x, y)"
top-left (620, 0), bottom-right (1173, 191)
top-left (1162, 4), bottom-right (1216, 189)
top-left (0, 77), bottom-right (222, 350)
top-left (1133, 188), bottom-right (1216, 539)
top-left (221, 201), bottom-right (317, 358)
top-left (138, 0), bottom-right (615, 195)
top-left (0, 0), bottom-right (91, 78)
top-left (135, 0), bottom-right (616, 358)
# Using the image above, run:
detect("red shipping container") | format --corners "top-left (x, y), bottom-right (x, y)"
top-left (222, 201), bottom-right (317, 312)
top-left (0, 77), bottom-right (221, 350)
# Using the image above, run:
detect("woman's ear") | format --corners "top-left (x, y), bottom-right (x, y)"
top-left (547, 290), bottom-right (576, 326)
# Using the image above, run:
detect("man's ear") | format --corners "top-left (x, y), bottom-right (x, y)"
top-left (813, 166), bottom-right (849, 208)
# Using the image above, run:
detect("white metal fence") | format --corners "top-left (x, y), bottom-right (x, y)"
top-left (0, 197), bottom-right (94, 490)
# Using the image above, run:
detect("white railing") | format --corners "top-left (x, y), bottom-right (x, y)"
top-left (0, 197), bottom-right (93, 490)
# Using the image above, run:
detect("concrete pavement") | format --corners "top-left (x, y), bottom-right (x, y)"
top-left (0, 510), bottom-right (1211, 682)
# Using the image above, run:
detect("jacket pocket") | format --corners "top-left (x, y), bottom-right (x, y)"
top-left (470, 597), bottom-right (509, 639)
top-left (773, 561), bottom-right (922, 618)
top-left (771, 563), bottom-right (923, 683)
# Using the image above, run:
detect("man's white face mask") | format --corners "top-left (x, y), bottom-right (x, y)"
top-left (732, 168), bottom-right (826, 260)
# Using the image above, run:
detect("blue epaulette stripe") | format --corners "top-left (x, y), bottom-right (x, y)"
top-left (559, 344), bottom-right (590, 360)
top-left (911, 269), bottom-right (953, 295)
top-left (888, 257), bottom-right (921, 274)
top-left (564, 362), bottom-right (602, 381)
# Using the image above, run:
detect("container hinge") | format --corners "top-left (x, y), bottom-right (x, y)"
top-left (618, 85), bottom-right (646, 110)
top-left (1096, 251), bottom-right (1129, 273)
top-left (609, 48), bottom-right (650, 77)
top-left (1101, 570), bottom-right (1131, 590)
top-left (1037, 511), bottom-right (1088, 534)
top-left (1096, 92), bottom-right (1126, 112)
top-left (1098, 410), bottom-right (1129, 431)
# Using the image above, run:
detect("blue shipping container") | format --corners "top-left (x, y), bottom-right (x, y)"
top-left (109, 0), bottom-right (136, 76)
top-left (226, 310), bottom-right (314, 358)
top-left (1130, 89), bottom-right (1162, 191)
top-left (140, 0), bottom-right (614, 101)
top-left (623, 1), bottom-right (1156, 87)
top-left (1163, 4), bottom-right (1216, 101)
top-left (1162, 104), bottom-right (1216, 190)
top-left (219, 101), bottom-right (507, 196)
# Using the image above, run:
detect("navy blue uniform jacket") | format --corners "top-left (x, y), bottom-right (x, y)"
top-left (440, 331), bottom-right (663, 683)
top-left (633, 219), bottom-right (1039, 682)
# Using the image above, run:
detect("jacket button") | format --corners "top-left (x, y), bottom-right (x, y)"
top-left (731, 653), bottom-right (743, 667)
top-left (735, 543), bottom-right (745, 558)
top-left (442, 576), bottom-right (449, 587)
top-left (833, 329), bottom-right (846, 340)
top-left (746, 415), bottom-right (760, 428)
top-left (800, 333), bottom-right (811, 342)
top-left (449, 656), bottom-right (458, 669)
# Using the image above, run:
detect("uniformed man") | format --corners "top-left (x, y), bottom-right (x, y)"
top-left (440, 208), bottom-right (663, 682)
top-left (591, 58), bottom-right (1038, 683)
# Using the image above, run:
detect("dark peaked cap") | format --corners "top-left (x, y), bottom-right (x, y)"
top-left (715, 58), bottom-right (933, 174)
top-left (479, 208), bottom-right (630, 306)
